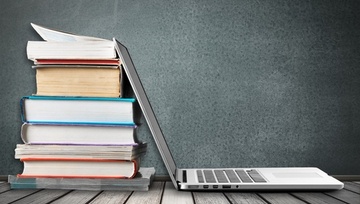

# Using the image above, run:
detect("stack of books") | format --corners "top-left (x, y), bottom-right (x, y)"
top-left (10, 24), bottom-right (154, 191)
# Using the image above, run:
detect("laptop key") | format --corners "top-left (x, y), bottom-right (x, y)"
top-left (235, 169), bottom-right (253, 183)
top-left (247, 170), bottom-right (267, 183)
top-left (196, 170), bottom-right (204, 183)
top-left (225, 170), bottom-right (241, 183)
top-left (203, 170), bottom-right (217, 183)
top-left (214, 170), bottom-right (228, 183)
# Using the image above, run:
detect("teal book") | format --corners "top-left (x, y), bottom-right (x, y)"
top-left (20, 96), bottom-right (136, 125)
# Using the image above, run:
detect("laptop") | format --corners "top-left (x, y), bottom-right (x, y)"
top-left (114, 39), bottom-right (344, 191)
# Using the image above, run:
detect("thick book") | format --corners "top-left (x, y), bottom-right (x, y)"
top-left (20, 96), bottom-right (136, 125)
top-left (8, 167), bottom-right (155, 191)
top-left (34, 65), bottom-right (122, 97)
top-left (19, 158), bottom-right (139, 179)
top-left (15, 143), bottom-right (147, 160)
top-left (21, 122), bottom-right (138, 145)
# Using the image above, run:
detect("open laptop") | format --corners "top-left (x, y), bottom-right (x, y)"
top-left (114, 39), bottom-right (344, 191)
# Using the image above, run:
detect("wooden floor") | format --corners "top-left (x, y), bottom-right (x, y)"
top-left (0, 181), bottom-right (359, 204)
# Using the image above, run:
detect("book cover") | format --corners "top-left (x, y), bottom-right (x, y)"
top-left (30, 23), bottom-right (110, 42)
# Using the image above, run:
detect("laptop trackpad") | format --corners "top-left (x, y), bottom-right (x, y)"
top-left (272, 172), bottom-right (322, 178)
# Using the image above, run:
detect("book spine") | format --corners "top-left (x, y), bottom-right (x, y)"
top-left (129, 158), bottom-right (139, 179)
top-left (20, 97), bottom-right (26, 123)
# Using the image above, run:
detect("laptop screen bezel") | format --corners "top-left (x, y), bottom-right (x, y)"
top-left (114, 39), bottom-right (179, 189)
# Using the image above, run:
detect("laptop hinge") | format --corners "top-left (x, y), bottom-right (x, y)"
top-left (176, 168), bottom-right (185, 183)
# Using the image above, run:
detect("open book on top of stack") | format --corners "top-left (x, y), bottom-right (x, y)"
top-left (10, 23), bottom-right (154, 191)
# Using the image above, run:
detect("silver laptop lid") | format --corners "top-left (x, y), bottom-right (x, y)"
top-left (114, 39), bottom-right (179, 189)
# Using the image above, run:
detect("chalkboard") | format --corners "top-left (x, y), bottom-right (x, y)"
top-left (1, 0), bottom-right (359, 176)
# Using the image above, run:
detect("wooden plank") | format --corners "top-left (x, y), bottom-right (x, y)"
top-left (0, 189), bottom-right (39, 203)
top-left (126, 182), bottom-right (164, 204)
top-left (292, 192), bottom-right (346, 204)
top-left (161, 182), bottom-right (193, 204)
top-left (193, 192), bottom-right (230, 204)
top-left (344, 182), bottom-right (360, 194)
top-left (0, 182), bottom-right (10, 193)
top-left (89, 191), bottom-right (132, 204)
top-left (50, 190), bottom-right (100, 204)
top-left (326, 189), bottom-right (360, 203)
top-left (259, 193), bottom-right (306, 204)
top-left (11, 189), bottom-right (70, 204)
top-left (225, 192), bottom-right (267, 204)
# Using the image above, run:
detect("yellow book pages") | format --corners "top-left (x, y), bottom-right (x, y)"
top-left (36, 66), bottom-right (121, 97)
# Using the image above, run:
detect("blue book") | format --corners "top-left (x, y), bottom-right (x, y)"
top-left (20, 96), bottom-right (136, 125)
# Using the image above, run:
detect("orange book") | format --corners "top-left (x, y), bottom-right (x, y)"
top-left (18, 158), bottom-right (139, 179)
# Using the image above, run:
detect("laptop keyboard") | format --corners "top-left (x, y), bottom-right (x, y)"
top-left (197, 169), bottom-right (266, 183)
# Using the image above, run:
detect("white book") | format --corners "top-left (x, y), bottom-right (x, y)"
top-left (27, 23), bottom-right (116, 61)
top-left (20, 123), bottom-right (138, 145)
top-left (15, 143), bottom-right (147, 160)
top-left (19, 158), bottom-right (139, 178)
top-left (21, 96), bottom-right (136, 125)
top-left (27, 41), bottom-right (117, 60)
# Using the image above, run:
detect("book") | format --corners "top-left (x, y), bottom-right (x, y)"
top-left (27, 41), bottom-right (117, 60)
top-left (18, 158), bottom-right (139, 179)
top-left (21, 123), bottom-right (138, 145)
top-left (27, 23), bottom-right (116, 60)
top-left (8, 167), bottom-right (155, 191)
top-left (34, 59), bottom-right (120, 65)
top-left (34, 65), bottom-right (122, 97)
top-left (15, 143), bottom-right (147, 160)
top-left (20, 96), bottom-right (136, 125)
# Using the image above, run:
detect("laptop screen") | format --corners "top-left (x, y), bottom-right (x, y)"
top-left (114, 39), bottom-right (179, 189)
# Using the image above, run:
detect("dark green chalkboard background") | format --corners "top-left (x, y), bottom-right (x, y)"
top-left (1, 0), bottom-right (359, 175)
